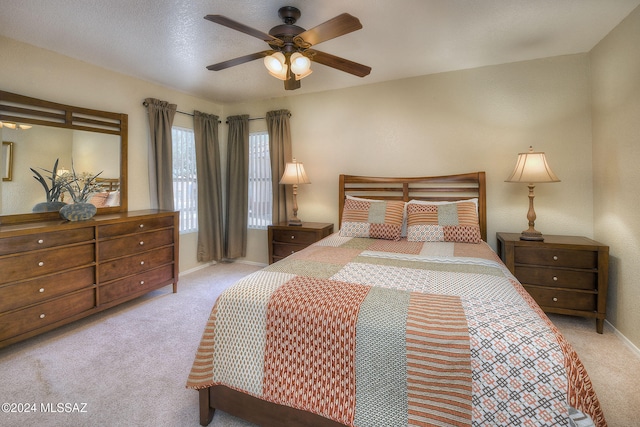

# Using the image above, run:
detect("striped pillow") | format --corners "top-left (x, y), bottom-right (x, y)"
top-left (340, 198), bottom-right (405, 241)
top-left (406, 200), bottom-right (481, 243)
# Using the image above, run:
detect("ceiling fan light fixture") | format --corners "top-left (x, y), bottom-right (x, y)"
top-left (290, 52), bottom-right (311, 75)
top-left (0, 121), bottom-right (31, 130)
top-left (264, 52), bottom-right (288, 80)
top-left (294, 69), bottom-right (312, 81)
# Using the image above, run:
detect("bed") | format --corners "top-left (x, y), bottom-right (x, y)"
top-left (187, 172), bottom-right (605, 427)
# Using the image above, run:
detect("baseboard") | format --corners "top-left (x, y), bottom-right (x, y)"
top-left (606, 319), bottom-right (640, 359)
top-left (233, 259), bottom-right (268, 268)
top-left (179, 261), bottom-right (217, 277)
top-left (179, 259), bottom-right (267, 278)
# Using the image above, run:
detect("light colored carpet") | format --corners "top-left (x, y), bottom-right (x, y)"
top-left (0, 263), bottom-right (638, 426)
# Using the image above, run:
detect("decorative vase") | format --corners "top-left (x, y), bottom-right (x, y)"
top-left (33, 201), bottom-right (67, 212)
top-left (59, 202), bottom-right (97, 221)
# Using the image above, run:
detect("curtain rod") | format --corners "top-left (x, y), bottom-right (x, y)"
top-left (142, 101), bottom-right (221, 123)
top-left (225, 112), bottom-right (292, 124)
top-left (142, 101), bottom-right (291, 124)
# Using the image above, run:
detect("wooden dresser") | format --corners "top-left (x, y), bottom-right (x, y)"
top-left (268, 222), bottom-right (334, 264)
top-left (0, 210), bottom-right (179, 348)
top-left (496, 232), bottom-right (609, 333)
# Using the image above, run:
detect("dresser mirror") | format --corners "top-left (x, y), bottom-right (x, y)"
top-left (0, 90), bottom-right (128, 224)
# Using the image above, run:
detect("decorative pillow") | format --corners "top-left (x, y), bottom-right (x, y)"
top-left (340, 198), bottom-right (405, 241)
top-left (406, 200), bottom-right (481, 243)
top-left (105, 191), bottom-right (120, 207)
top-left (89, 192), bottom-right (110, 208)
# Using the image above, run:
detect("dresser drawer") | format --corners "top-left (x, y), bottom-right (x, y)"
top-left (99, 246), bottom-right (174, 283)
top-left (99, 264), bottom-right (175, 305)
top-left (98, 228), bottom-right (174, 261)
top-left (98, 216), bottom-right (174, 238)
top-left (0, 267), bottom-right (95, 312)
top-left (272, 243), bottom-right (306, 258)
top-left (0, 244), bottom-right (95, 283)
top-left (523, 285), bottom-right (596, 312)
top-left (271, 229), bottom-right (320, 245)
top-left (514, 266), bottom-right (597, 290)
top-left (514, 247), bottom-right (597, 269)
top-left (0, 227), bottom-right (94, 256)
top-left (0, 288), bottom-right (95, 342)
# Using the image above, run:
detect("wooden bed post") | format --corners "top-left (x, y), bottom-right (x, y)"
top-left (199, 387), bottom-right (214, 426)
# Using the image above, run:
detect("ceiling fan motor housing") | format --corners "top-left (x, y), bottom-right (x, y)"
top-left (269, 7), bottom-right (306, 53)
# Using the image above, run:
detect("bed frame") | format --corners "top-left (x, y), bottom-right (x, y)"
top-left (339, 172), bottom-right (486, 241)
top-left (197, 171), bottom-right (487, 426)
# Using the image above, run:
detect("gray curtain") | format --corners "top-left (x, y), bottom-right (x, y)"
top-left (145, 98), bottom-right (176, 210)
top-left (224, 115), bottom-right (249, 259)
top-left (266, 109), bottom-right (292, 225)
top-left (193, 111), bottom-right (223, 262)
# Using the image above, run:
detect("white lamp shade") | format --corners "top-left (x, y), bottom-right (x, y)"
top-left (290, 52), bottom-right (311, 75)
top-left (505, 146), bottom-right (560, 183)
top-left (280, 161), bottom-right (311, 185)
top-left (264, 52), bottom-right (288, 80)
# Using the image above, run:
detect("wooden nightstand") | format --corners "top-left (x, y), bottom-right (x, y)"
top-left (496, 232), bottom-right (609, 334)
top-left (268, 222), bottom-right (334, 264)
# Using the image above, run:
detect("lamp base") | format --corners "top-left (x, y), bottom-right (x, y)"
top-left (287, 218), bottom-right (303, 226)
top-left (520, 230), bottom-right (544, 241)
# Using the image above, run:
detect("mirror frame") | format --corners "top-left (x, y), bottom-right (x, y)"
top-left (0, 90), bottom-right (128, 224)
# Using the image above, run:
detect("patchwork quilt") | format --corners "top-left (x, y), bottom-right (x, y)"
top-left (187, 234), bottom-right (606, 427)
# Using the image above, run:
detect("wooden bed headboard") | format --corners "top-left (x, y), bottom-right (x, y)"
top-left (339, 172), bottom-right (487, 242)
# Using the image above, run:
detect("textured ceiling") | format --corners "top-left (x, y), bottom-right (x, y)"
top-left (1, 0), bottom-right (639, 104)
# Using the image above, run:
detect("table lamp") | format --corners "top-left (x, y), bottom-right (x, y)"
top-left (505, 146), bottom-right (560, 241)
top-left (279, 159), bottom-right (311, 226)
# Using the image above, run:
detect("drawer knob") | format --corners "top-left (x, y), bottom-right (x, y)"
top-left (140, 261), bottom-right (145, 265)
top-left (39, 288), bottom-right (45, 293)
top-left (291, 250), bottom-right (295, 254)
top-left (38, 261), bottom-right (44, 267)
top-left (553, 256), bottom-right (558, 261)
top-left (38, 239), bottom-right (44, 244)
top-left (291, 235), bottom-right (295, 240)
top-left (553, 297), bottom-right (558, 302)
top-left (39, 313), bottom-right (46, 319)
top-left (553, 276), bottom-right (558, 281)
top-left (140, 280), bottom-right (145, 285)
top-left (139, 224), bottom-right (145, 228)
top-left (139, 241), bottom-right (144, 246)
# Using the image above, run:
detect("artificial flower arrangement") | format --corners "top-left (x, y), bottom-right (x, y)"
top-left (58, 165), bottom-right (103, 204)
top-left (31, 158), bottom-right (102, 205)
top-left (30, 158), bottom-right (65, 204)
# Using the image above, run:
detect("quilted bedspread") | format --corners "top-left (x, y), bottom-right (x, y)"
top-left (187, 234), bottom-right (606, 427)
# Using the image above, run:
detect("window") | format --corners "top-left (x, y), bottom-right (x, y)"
top-left (248, 132), bottom-right (272, 229)
top-left (172, 127), bottom-right (198, 233)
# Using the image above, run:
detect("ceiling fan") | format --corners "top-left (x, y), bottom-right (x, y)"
top-left (205, 6), bottom-right (371, 90)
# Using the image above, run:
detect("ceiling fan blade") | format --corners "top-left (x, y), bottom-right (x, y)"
top-left (295, 13), bottom-right (362, 47)
top-left (207, 51), bottom-right (271, 71)
top-left (205, 15), bottom-right (284, 47)
top-left (310, 50), bottom-right (371, 77)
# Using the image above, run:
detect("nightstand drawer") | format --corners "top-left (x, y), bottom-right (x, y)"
top-left (268, 222), bottom-right (334, 264)
top-left (524, 285), bottom-right (596, 311)
top-left (271, 229), bottom-right (319, 245)
top-left (514, 247), bottom-right (597, 269)
top-left (514, 266), bottom-right (597, 290)
top-left (272, 243), bottom-right (305, 258)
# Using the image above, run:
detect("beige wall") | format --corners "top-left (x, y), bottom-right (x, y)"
top-left (0, 35), bottom-right (224, 273)
top-left (591, 6), bottom-right (640, 348)
top-left (228, 54), bottom-right (595, 264)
